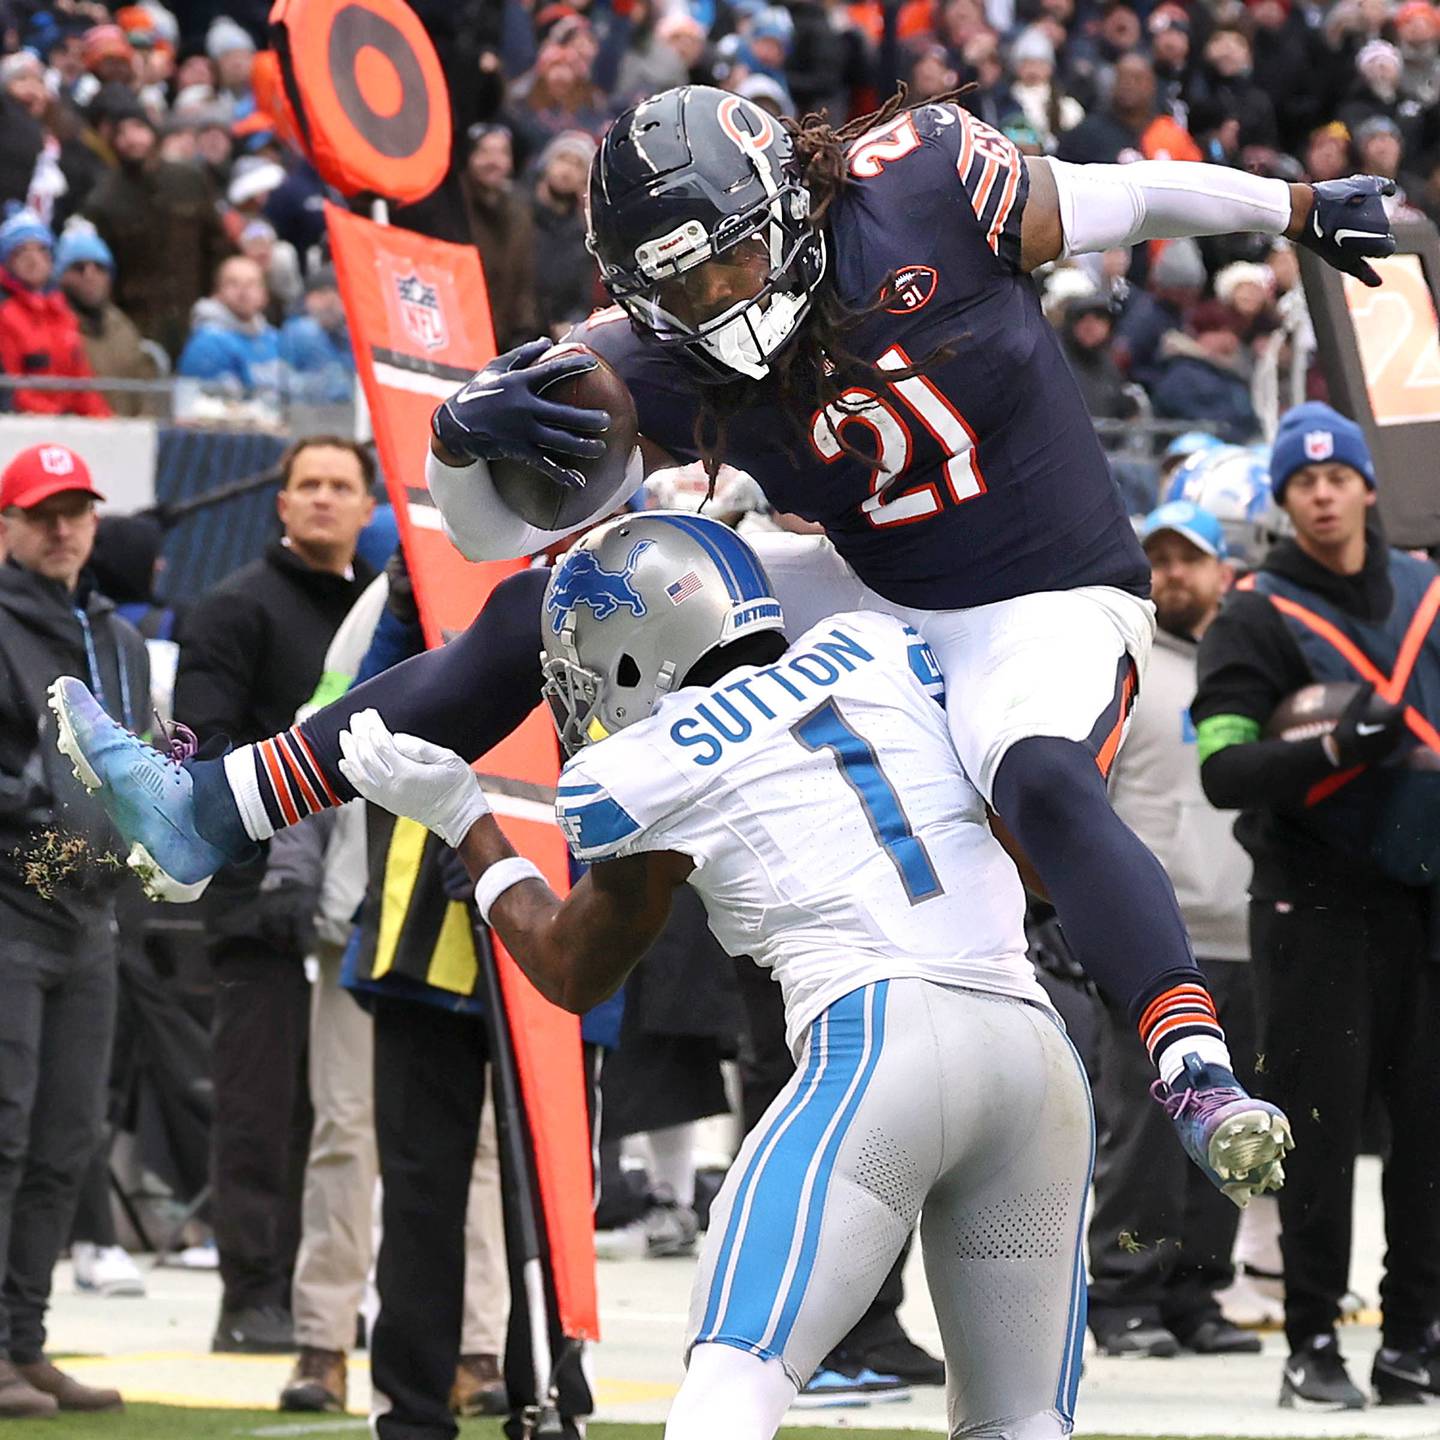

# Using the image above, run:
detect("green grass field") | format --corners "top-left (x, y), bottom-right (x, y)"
top-left (29, 1411), bottom-right (1306, 1440)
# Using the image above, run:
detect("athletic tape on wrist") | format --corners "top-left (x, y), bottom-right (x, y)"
top-left (474, 857), bottom-right (545, 925)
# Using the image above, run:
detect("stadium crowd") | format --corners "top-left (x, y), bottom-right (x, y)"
top-left (0, 0), bottom-right (1438, 1434)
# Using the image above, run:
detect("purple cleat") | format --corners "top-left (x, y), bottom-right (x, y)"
top-left (1153, 1054), bottom-right (1293, 1208)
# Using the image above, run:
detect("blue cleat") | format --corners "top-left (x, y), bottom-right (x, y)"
top-left (48, 675), bottom-right (231, 902)
top-left (792, 1360), bottom-right (911, 1409)
top-left (1153, 1055), bottom-right (1293, 1208)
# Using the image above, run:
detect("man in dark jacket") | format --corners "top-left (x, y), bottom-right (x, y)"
top-left (174, 437), bottom-right (375, 1355)
top-left (1194, 403), bottom-right (1440, 1409)
top-left (460, 124), bottom-right (540, 351)
top-left (529, 131), bottom-right (597, 337)
top-left (1058, 296), bottom-right (1136, 426)
top-left (82, 86), bottom-right (233, 360)
top-left (0, 443), bottom-right (146, 1420)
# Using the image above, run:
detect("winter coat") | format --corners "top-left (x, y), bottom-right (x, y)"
top-left (1184, 65), bottom-right (1279, 150)
top-left (69, 295), bottom-right (158, 417)
top-left (1148, 332), bottom-right (1261, 442)
top-left (0, 560), bottom-right (149, 944)
top-left (278, 314), bottom-right (355, 404)
top-left (0, 95), bottom-right (44, 213)
top-left (1108, 626), bottom-right (1250, 960)
top-left (0, 269), bottom-right (111, 416)
top-left (462, 179), bottom-right (540, 350)
top-left (531, 194), bottom-right (596, 337)
top-left (177, 297), bottom-right (281, 395)
top-left (83, 159), bottom-right (234, 359)
top-left (174, 539), bottom-right (377, 955)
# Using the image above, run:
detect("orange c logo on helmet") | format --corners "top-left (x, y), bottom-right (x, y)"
top-left (269, 0), bottom-right (451, 204)
top-left (717, 94), bottom-right (776, 156)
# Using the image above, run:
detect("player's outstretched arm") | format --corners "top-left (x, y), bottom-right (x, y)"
top-left (1020, 157), bottom-right (1396, 287)
top-left (457, 827), bottom-right (691, 1013)
top-left (336, 708), bottom-right (690, 1012)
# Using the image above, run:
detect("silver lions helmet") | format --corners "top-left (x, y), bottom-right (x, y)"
top-left (541, 511), bottom-right (786, 752)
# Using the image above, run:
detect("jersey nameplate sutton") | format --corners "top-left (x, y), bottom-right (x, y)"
top-left (555, 611), bottom-right (1050, 1053)
top-left (574, 103), bottom-right (1148, 613)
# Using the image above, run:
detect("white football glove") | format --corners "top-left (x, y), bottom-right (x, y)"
top-left (337, 709), bottom-right (491, 847)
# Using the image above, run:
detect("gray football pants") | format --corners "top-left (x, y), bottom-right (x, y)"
top-left (687, 979), bottom-right (1094, 1438)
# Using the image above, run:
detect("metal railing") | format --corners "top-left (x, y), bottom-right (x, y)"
top-left (0, 373), bottom-right (360, 437)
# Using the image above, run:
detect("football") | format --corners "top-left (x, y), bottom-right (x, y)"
top-left (490, 344), bottom-right (640, 532)
top-left (1264, 682), bottom-right (1361, 742)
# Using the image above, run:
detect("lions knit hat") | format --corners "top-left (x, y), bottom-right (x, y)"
top-left (1269, 401), bottom-right (1376, 499)
top-left (0, 206), bottom-right (54, 265)
top-left (55, 224), bottom-right (114, 275)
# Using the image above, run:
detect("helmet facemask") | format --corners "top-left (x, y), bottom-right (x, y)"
top-left (589, 88), bottom-right (827, 383)
top-left (542, 621), bottom-right (682, 755)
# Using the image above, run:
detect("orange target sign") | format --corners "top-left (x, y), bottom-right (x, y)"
top-left (269, 0), bottom-right (451, 203)
top-left (1343, 255), bottom-right (1440, 428)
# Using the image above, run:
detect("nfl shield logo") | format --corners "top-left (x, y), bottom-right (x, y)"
top-left (395, 271), bottom-right (447, 351)
top-left (1303, 430), bottom-right (1334, 462)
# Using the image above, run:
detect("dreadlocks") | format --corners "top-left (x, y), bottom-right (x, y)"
top-left (695, 86), bottom-right (966, 490)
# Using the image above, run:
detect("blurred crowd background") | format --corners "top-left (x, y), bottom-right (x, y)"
top-left (0, 0), bottom-right (1436, 1429)
top-left (0, 0), bottom-right (1434, 446)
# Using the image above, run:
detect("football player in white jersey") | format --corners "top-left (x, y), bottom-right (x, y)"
top-left (336, 513), bottom-right (1290, 1440)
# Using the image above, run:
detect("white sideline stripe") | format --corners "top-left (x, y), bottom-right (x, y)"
top-left (405, 504), bottom-right (446, 530)
top-left (372, 361), bottom-right (458, 399)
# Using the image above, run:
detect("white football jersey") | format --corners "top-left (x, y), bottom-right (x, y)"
top-left (556, 611), bottom-right (1049, 1053)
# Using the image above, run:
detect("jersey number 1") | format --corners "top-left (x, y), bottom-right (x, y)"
top-left (792, 698), bottom-right (944, 904)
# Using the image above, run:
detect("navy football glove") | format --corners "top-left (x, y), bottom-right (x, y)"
top-left (431, 337), bottom-right (611, 489)
top-left (1296, 175), bottom-right (1397, 288)
top-left (1323, 681), bottom-right (1407, 768)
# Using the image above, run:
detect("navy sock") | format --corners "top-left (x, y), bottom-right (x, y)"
top-left (188, 752), bottom-right (260, 861)
top-left (296, 566), bottom-right (550, 799)
top-left (992, 735), bottom-right (1224, 1073)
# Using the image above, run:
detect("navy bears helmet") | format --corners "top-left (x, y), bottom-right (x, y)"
top-left (587, 86), bottom-right (826, 383)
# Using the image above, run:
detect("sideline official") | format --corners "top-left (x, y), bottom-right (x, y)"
top-left (1193, 403), bottom-right (1440, 1410)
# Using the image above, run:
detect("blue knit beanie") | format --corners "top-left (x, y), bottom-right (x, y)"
top-left (54, 227), bottom-right (114, 276)
top-left (1269, 402), bottom-right (1376, 500)
top-left (0, 206), bottom-right (55, 266)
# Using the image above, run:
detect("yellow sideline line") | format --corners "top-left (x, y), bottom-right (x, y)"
top-left (54, 1360), bottom-right (677, 1409)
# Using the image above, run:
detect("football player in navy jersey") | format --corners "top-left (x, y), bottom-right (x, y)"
top-left (51, 87), bottom-right (1392, 1187)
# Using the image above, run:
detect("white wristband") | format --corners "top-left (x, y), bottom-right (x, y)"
top-left (474, 857), bottom-right (546, 925)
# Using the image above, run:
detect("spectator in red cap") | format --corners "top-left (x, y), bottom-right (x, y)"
top-left (0, 207), bottom-right (111, 418)
top-left (83, 26), bottom-right (138, 88)
top-left (0, 442), bottom-right (148, 1420)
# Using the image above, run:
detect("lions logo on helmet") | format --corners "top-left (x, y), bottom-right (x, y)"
top-left (587, 86), bottom-right (827, 383)
top-left (541, 512), bottom-right (786, 753)
top-left (544, 541), bottom-right (654, 634)
top-left (1164, 444), bottom-right (1290, 569)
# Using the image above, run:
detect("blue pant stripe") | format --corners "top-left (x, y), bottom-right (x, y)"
top-left (769, 981), bottom-right (889, 1352)
top-left (696, 1010), bottom-right (830, 1339)
top-left (704, 989), bottom-right (872, 1346)
top-left (1053, 1018), bottom-right (1095, 1421)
